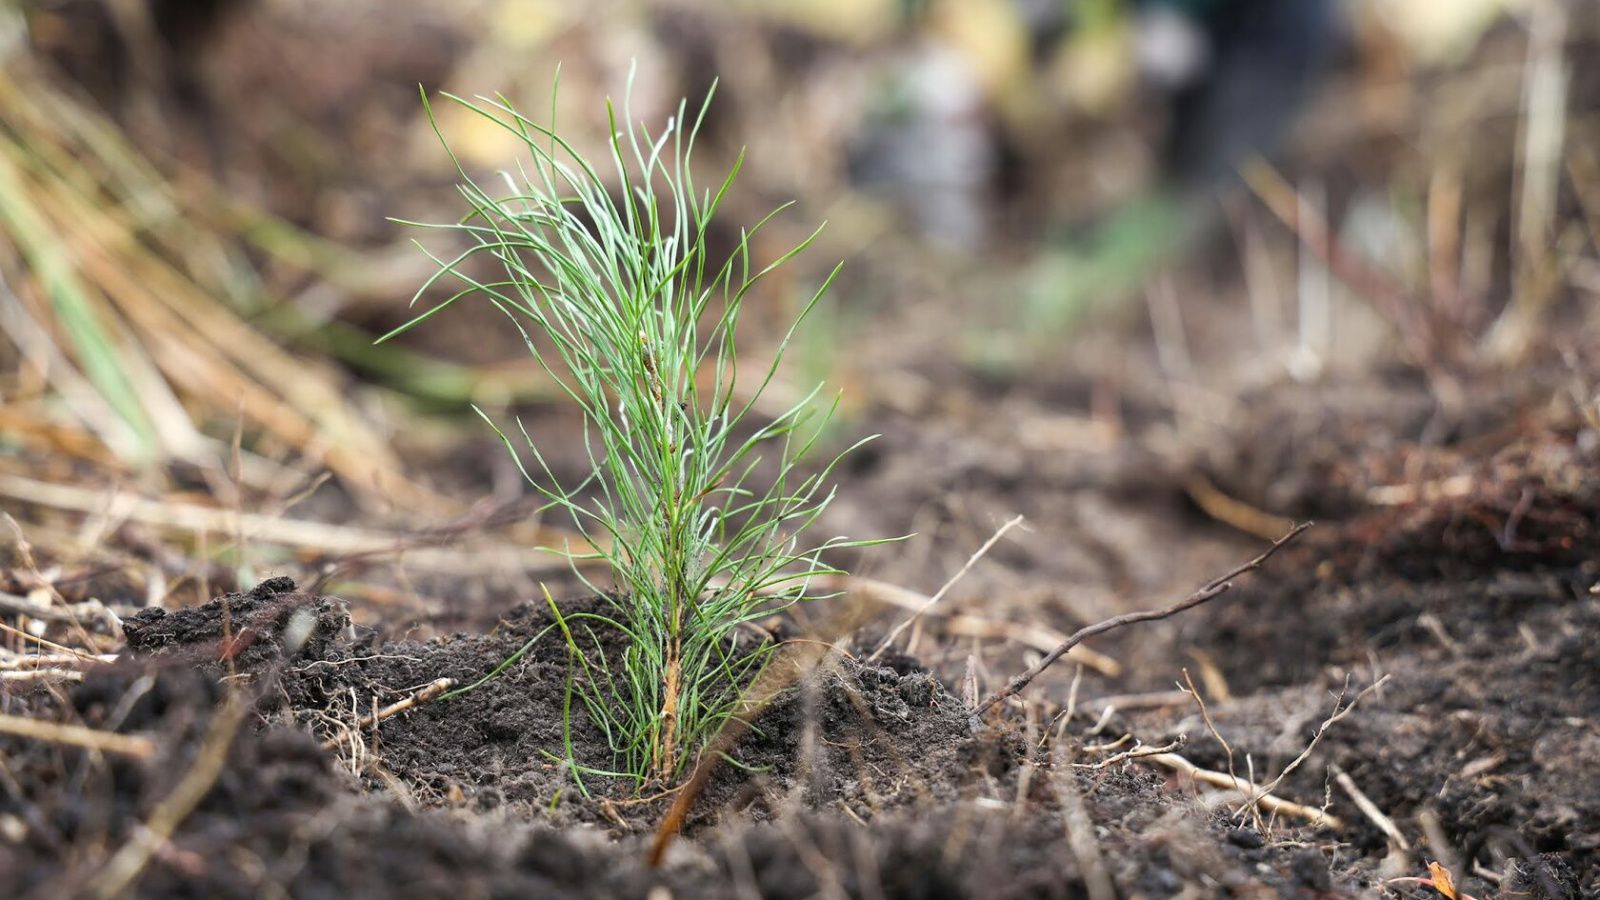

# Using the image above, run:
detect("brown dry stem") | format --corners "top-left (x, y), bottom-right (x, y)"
top-left (1139, 751), bottom-right (1344, 829)
top-left (867, 514), bottom-right (1025, 662)
top-left (976, 522), bottom-right (1311, 714)
top-left (648, 598), bottom-right (877, 867)
top-left (320, 677), bottom-right (456, 751)
top-left (84, 693), bottom-right (248, 899)
top-left (0, 711), bottom-right (155, 759)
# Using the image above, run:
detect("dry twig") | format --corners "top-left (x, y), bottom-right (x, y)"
top-left (0, 669), bottom-right (84, 682)
top-left (0, 711), bottom-right (154, 758)
top-left (976, 523), bottom-right (1310, 714)
top-left (817, 574), bottom-right (1119, 675)
top-left (319, 678), bottom-right (456, 751)
top-left (1139, 751), bottom-right (1344, 829)
top-left (84, 695), bottom-right (248, 898)
top-left (1074, 736), bottom-right (1186, 769)
top-left (1179, 668), bottom-right (1239, 794)
top-left (0, 620), bottom-right (110, 663)
top-left (1235, 674), bottom-right (1390, 818)
top-left (1333, 765), bottom-right (1410, 853)
top-left (867, 515), bottom-right (1025, 662)
top-left (1081, 689), bottom-right (1191, 712)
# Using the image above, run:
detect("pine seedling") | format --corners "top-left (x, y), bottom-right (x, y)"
top-left (386, 80), bottom-right (880, 786)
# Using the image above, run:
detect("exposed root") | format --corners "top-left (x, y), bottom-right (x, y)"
top-left (319, 677), bottom-right (455, 752)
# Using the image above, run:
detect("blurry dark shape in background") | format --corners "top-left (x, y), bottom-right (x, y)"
top-left (849, 0), bottom-right (1342, 249)
top-left (1, 0), bottom-right (1579, 492)
top-left (956, 0), bottom-right (1343, 341)
top-left (846, 40), bottom-right (997, 246)
top-left (1145, 0), bottom-right (1343, 191)
top-left (22, 0), bottom-right (249, 156)
top-left (1167, 0), bottom-right (1343, 178)
top-left (26, 0), bottom-right (1343, 258)
top-left (25, 0), bottom-right (464, 236)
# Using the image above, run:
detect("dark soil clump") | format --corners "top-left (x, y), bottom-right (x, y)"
top-left (276, 594), bottom-right (989, 833)
top-left (9, 374), bottom-right (1600, 897)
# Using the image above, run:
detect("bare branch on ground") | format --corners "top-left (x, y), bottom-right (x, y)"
top-left (976, 523), bottom-right (1310, 714)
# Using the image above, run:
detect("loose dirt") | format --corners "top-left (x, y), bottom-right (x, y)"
top-left (7, 361), bottom-right (1598, 897)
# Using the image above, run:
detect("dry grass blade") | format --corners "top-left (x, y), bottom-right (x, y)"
top-left (1185, 474), bottom-right (1295, 541)
top-left (976, 522), bottom-right (1311, 714)
top-left (83, 694), bottom-right (248, 899)
top-left (867, 515), bottom-right (1025, 661)
top-left (0, 62), bottom-right (440, 508)
top-left (0, 711), bottom-right (155, 759)
top-left (0, 471), bottom-right (587, 573)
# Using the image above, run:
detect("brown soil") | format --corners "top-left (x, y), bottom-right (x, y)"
top-left (7, 6), bottom-right (1600, 896)
top-left (6, 365), bottom-right (1598, 898)
top-left (2, 580), bottom-right (1348, 899)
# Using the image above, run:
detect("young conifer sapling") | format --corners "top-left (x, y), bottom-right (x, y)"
top-left (384, 79), bottom-right (882, 786)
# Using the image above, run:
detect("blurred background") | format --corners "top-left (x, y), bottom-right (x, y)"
top-left (1, 0), bottom-right (1595, 629)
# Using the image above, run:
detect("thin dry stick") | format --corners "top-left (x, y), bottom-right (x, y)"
top-left (319, 678), bottom-right (456, 751)
top-left (0, 669), bottom-right (84, 682)
top-left (1238, 674), bottom-right (1390, 817)
top-left (941, 613), bottom-right (1120, 676)
top-left (84, 695), bottom-right (248, 899)
top-left (1078, 734), bottom-right (1132, 754)
top-left (1083, 689), bottom-right (1191, 712)
top-left (0, 711), bottom-right (155, 758)
top-left (810, 574), bottom-right (1120, 675)
top-left (867, 514), bottom-right (1025, 662)
top-left (0, 619), bottom-right (106, 661)
top-left (1074, 736), bottom-right (1186, 770)
top-left (977, 523), bottom-right (1310, 714)
top-left (1053, 745), bottom-right (1117, 900)
top-left (1, 652), bottom-right (118, 668)
top-left (1180, 668), bottom-right (1242, 808)
top-left (0, 471), bottom-right (580, 573)
top-left (0, 589), bottom-right (117, 627)
top-left (1333, 764), bottom-right (1410, 852)
top-left (1139, 751), bottom-right (1344, 829)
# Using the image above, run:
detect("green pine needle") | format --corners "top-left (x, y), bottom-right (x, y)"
top-left (391, 74), bottom-right (884, 786)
